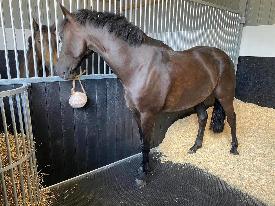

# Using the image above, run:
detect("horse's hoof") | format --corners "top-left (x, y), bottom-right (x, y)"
top-left (135, 178), bottom-right (147, 188)
top-left (188, 149), bottom-right (196, 154)
top-left (136, 169), bottom-right (148, 188)
top-left (230, 147), bottom-right (239, 155)
top-left (188, 144), bottom-right (201, 154)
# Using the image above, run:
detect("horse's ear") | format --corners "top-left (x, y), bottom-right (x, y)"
top-left (33, 18), bottom-right (39, 31)
top-left (50, 23), bottom-right (56, 33)
top-left (59, 3), bottom-right (74, 21)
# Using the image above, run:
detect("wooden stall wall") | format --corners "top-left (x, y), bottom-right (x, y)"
top-left (30, 78), bottom-right (137, 185)
top-left (28, 78), bottom-right (193, 186)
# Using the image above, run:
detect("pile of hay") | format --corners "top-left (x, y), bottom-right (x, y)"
top-left (0, 133), bottom-right (53, 205)
top-left (159, 99), bottom-right (275, 205)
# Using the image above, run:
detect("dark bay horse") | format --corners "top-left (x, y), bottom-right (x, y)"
top-left (19, 18), bottom-right (57, 77)
top-left (55, 6), bottom-right (239, 183)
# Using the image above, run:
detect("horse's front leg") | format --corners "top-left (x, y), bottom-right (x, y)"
top-left (133, 110), bottom-right (155, 186)
top-left (189, 103), bottom-right (208, 154)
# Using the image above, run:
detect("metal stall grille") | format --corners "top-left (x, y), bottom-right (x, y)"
top-left (0, 84), bottom-right (40, 205)
top-left (0, 0), bottom-right (243, 83)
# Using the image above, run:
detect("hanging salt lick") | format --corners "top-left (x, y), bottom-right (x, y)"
top-left (69, 79), bottom-right (88, 108)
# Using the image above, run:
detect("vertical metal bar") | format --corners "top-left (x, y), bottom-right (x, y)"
top-left (0, 98), bottom-right (19, 206)
top-left (108, 0), bottom-right (112, 74)
top-left (15, 95), bottom-right (27, 155)
top-left (156, 0), bottom-right (160, 34)
top-left (135, 0), bottom-right (138, 25)
top-left (148, 0), bottom-right (151, 33)
top-left (84, 0), bottom-right (89, 74)
top-left (222, 10), bottom-right (228, 52)
top-left (97, 0), bottom-right (100, 74)
top-left (152, 0), bottom-right (156, 34)
top-left (114, 0), bottom-right (117, 14)
top-left (0, 1), bottom-right (11, 79)
top-left (8, 96), bottom-right (27, 206)
top-left (197, 4), bottom-right (202, 46)
top-left (125, 0), bottom-right (128, 18)
top-left (37, 0), bottom-right (47, 77)
top-left (77, 0), bottom-right (80, 9)
top-left (90, 0), bottom-right (93, 9)
top-left (195, 3), bottom-right (200, 46)
top-left (164, 0), bottom-right (168, 33)
top-left (9, 0), bottom-right (20, 78)
top-left (54, 0), bottom-right (60, 59)
top-left (23, 91), bottom-right (40, 203)
top-left (175, 0), bottom-right (179, 32)
top-left (230, 12), bottom-right (236, 58)
top-left (215, 7), bottom-right (220, 48)
top-left (0, 157), bottom-right (9, 205)
top-left (187, 1), bottom-right (191, 48)
top-left (84, 0), bottom-right (87, 9)
top-left (21, 93), bottom-right (35, 204)
top-left (159, 0), bottom-right (164, 41)
top-left (103, 0), bottom-right (107, 74)
top-left (207, 6), bottom-right (213, 47)
top-left (160, 0), bottom-right (164, 32)
top-left (202, 5), bottom-right (207, 46)
top-left (18, 0), bottom-right (29, 78)
top-left (90, 0), bottom-right (95, 74)
top-left (144, 0), bottom-right (147, 32)
top-left (168, 0), bottom-right (172, 33)
top-left (178, 0), bottom-right (183, 32)
top-left (227, 11), bottom-right (233, 57)
top-left (205, 5), bottom-right (210, 47)
top-left (130, 0), bottom-right (133, 22)
top-left (70, 0), bottom-right (73, 12)
top-left (171, 0), bottom-right (177, 49)
top-left (191, 2), bottom-right (195, 47)
top-left (120, 0), bottom-right (123, 15)
top-left (213, 8), bottom-right (219, 48)
top-left (15, 94), bottom-right (31, 203)
top-left (46, 0), bottom-right (54, 76)
top-left (28, 0), bottom-right (38, 77)
top-left (182, 0), bottom-right (187, 49)
top-left (139, 0), bottom-right (142, 28)
top-left (0, 110), bottom-right (9, 204)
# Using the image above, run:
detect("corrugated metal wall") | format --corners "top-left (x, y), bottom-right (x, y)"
top-left (3, 0), bottom-right (275, 27)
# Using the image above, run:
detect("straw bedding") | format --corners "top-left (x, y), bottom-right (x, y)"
top-left (0, 133), bottom-right (53, 205)
top-left (159, 99), bottom-right (275, 205)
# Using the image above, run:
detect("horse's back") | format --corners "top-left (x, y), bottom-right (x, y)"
top-left (163, 46), bottom-right (234, 112)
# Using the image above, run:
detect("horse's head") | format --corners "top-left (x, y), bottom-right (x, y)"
top-left (33, 18), bottom-right (57, 71)
top-left (55, 4), bottom-right (89, 79)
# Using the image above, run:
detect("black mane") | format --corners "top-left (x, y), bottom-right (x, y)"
top-left (73, 9), bottom-right (145, 46)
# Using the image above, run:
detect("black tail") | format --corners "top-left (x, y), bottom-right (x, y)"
top-left (210, 99), bottom-right (226, 133)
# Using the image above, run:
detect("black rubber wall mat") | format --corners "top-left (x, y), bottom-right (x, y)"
top-left (236, 56), bottom-right (275, 109)
top-left (50, 153), bottom-right (266, 206)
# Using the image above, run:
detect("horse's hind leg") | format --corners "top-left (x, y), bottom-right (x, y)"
top-left (189, 102), bottom-right (208, 154)
top-left (218, 98), bottom-right (239, 155)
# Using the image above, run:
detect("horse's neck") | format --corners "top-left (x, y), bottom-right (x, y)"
top-left (87, 29), bottom-right (138, 83)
